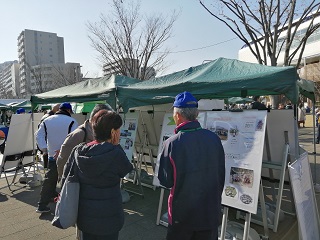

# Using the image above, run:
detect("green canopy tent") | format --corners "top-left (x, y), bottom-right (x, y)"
top-left (0, 103), bottom-right (8, 109)
top-left (227, 97), bottom-right (253, 104)
top-left (11, 100), bottom-right (32, 112)
top-left (117, 58), bottom-right (301, 112)
top-left (30, 75), bottom-right (142, 109)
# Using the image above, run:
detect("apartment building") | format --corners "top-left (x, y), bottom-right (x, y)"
top-left (0, 61), bottom-right (20, 98)
top-left (29, 62), bottom-right (82, 93)
top-left (18, 29), bottom-right (82, 98)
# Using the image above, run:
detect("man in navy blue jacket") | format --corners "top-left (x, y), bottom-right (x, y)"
top-left (158, 92), bottom-right (225, 240)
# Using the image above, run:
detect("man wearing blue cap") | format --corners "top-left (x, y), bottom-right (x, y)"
top-left (158, 91), bottom-right (225, 240)
top-left (36, 102), bottom-right (78, 213)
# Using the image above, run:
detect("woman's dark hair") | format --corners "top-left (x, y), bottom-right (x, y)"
top-left (91, 110), bottom-right (122, 142)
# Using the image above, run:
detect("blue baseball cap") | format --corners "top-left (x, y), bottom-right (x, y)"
top-left (16, 108), bottom-right (26, 114)
top-left (173, 91), bottom-right (198, 108)
top-left (59, 102), bottom-right (73, 113)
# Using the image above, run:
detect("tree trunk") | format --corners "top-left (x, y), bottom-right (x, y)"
top-left (269, 95), bottom-right (281, 109)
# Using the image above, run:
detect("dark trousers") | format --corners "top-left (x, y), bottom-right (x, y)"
top-left (42, 153), bottom-right (48, 168)
top-left (167, 224), bottom-right (217, 240)
top-left (81, 231), bottom-right (119, 240)
top-left (317, 125), bottom-right (320, 143)
top-left (38, 161), bottom-right (58, 207)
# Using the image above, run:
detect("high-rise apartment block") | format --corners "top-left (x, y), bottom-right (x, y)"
top-left (17, 29), bottom-right (82, 97)
top-left (0, 61), bottom-right (20, 98)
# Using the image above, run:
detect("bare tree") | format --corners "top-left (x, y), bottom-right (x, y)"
top-left (199, 0), bottom-right (319, 107)
top-left (26, 62), bottom-right (46, 94)
top-left (51, 64), bottom-right (83, 86)
top-left (199, 0), bottom-right (319, 67)
top-left (87, 0), bottom-right (178, 80)
top-left (300, 61), bottom-right (320, 96)
top-left (26, 60), bottom-right (83, 95)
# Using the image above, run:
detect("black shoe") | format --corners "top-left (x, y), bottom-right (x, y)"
top-left (36, 205), bottom-right (50, 213)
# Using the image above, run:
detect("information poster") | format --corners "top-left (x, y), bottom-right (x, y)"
top-left (206, 111), bottom-right (267, 214)
top-left (288, 152), bottom-right (320, 240)
top-left (119, 112), bottom-right (139, 162)
top-left (152, 112), bottom-right (206, 187)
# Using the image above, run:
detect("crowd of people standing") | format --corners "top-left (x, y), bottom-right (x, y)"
top-left (30, 94), bottom-right (226, 240)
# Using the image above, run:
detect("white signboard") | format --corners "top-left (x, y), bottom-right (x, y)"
top-left (152, 111), bottom-right (206, 187)
top-left (206, 111), bottom-right (267, 214)
top-left (288, 152), bottom-right (320, 240)
top-left (119, 112), bottom-right (139, 162)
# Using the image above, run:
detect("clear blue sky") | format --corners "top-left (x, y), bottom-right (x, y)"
top-left (0, 0), bottom-right (243, 78)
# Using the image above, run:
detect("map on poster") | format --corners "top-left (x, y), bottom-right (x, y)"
top-left (152, 112), bottom-right (206, 187)
top-left (288, 152), bottom-right (320, 240)
top-left (119, 112), bottom-right (139, 162)
top-left (206, 111), bottom-right (267, 214)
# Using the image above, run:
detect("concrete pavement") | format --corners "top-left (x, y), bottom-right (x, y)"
top-left (0, 116), bottom-right (319, 240)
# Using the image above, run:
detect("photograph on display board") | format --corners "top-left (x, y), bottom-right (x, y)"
top-left (224, 185), bottom-right (238, 198)
top-left (255, 119), bottom-right (264, 131)
top-left (229, 125), bottom-right (239, 137)
top-left (128, 121), bottom-right (136, 131)
top-left (124, 138), bottom-right (133, 150)
top-left (206, 121), bottom-right (229, 141)
top-left (119, 115), bottom-right (138, 161)
top-left (120, 129), bottom-right (132, 137)
top-left (239, 193), bottom-right (254, 205)
top-left (229, 167), bottom-right (254, 188)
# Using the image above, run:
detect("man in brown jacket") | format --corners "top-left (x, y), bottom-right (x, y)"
top-left (56, 104), bottom-right (113, 180)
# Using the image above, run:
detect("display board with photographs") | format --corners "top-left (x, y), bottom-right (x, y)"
top-left (119, 112), bottom-right (139, 162)
top-left (152, 112), bottom-right (206, 187)
top-left (206, 111), bottom-right (267, 214)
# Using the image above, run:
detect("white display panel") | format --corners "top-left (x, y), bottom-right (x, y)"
top-left (206, 111), bottom-right (267, 214)
top-left (261, 109), bottom-right (298, 180)
top-left (119, 112), bottom-right (139, 162)
top-left (288, 152), bottom-right (320, 240)
top-left (0, 113), bottom-right (42, 170)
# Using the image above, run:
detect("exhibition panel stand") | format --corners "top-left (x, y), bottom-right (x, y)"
top-left (288, 152), bottom-right (320, 240)
top-left (154, 110), bottom-right (268, 240)
top-left (118, 111), bottom-right (145, 197)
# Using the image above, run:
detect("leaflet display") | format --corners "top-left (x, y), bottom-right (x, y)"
top-left (206, 111), bottom-right (267, 214)
top-left (119, 112), bottom-right (139, 162)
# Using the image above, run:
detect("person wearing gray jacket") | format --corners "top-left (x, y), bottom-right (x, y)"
top-left (57, 104), bottom-right (113, 180)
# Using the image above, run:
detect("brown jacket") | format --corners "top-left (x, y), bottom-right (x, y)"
top-left (56, 120), bottom-right (93, 179)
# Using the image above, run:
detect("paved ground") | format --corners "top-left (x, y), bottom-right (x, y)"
top-left (0, 113), bottom-right (319, 240)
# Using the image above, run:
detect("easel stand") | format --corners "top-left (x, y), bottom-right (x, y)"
top-left (121, 158), bottom-right (144, 197)
top-left (133, 110), bottom-right (157, 189)
top-left (156, 187), bottom-right (167, 226)
top-left (237, 131), bottom-right (295, 233)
